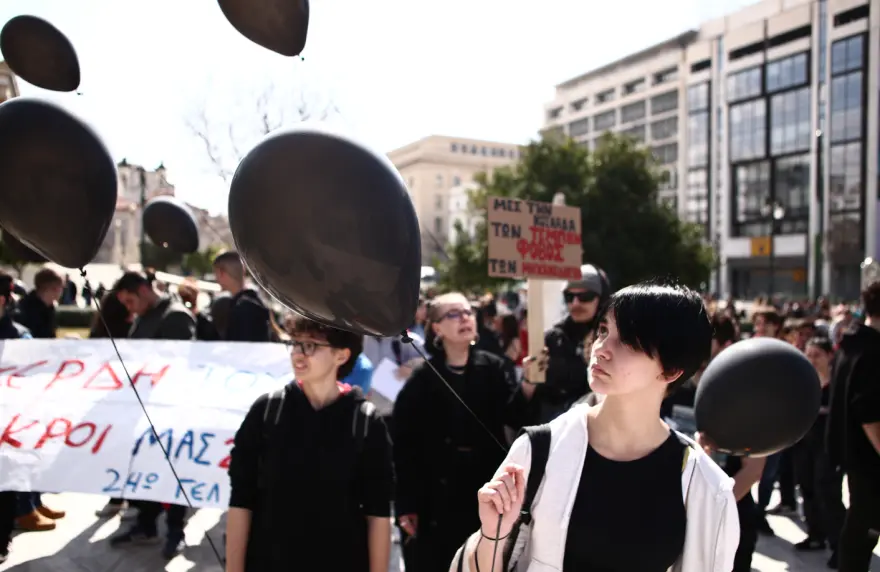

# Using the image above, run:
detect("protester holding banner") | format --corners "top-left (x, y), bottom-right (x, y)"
top-left (108, 271), bottom-right (197, 559)
top-left (226, 315), bottom-right (393, 572)
top-left (392, 292), bottom-right (523, 572)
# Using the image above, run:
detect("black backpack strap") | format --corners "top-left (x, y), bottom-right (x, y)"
top-left (352, 400), bottom-right (376, 453)
top-left (257, 386), bottom-right (287, 489)
top-left (501, 424), bottom-right (551, 569)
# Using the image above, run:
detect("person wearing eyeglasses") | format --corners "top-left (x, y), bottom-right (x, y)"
top-left (519, 265), bottom-right (610, 426)
top-left (392, 292), bottom-right (523, 572)
top-left (226, 316), bottom-right (393, 572)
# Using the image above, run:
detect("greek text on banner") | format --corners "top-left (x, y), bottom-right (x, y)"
top-left (0, 339), bottom-right (291, 509)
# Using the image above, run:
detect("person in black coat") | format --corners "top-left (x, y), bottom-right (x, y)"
top-left (14, 267), bottom-right (64, 339)
top-left (212, 251), bottom-right (272, 342)
top-left (392, 292), bottom-right (524, 572)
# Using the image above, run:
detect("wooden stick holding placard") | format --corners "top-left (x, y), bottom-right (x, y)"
top-left (486, 193), bottom-right (583, 384)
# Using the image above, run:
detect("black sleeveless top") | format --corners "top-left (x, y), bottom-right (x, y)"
top-left (563, 431), bottom-right (688, 571)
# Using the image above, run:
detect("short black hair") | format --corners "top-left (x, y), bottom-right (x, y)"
top-left (599, 281), bottom-right (711, 394)
top-left (0, 271), bottom-right (13, 306)
top-left (285, 315), bottom-right (363, 379)
top-left (113, 271), bottom-right (151, 293)
top-left (862, 279), bottom-right (880, 318)
top-left (806, 336), bottom-right (833, 354)
top-left (712, 312), bottom-right (738, 347)
top-left (213, 251), bottom-right (245, 280)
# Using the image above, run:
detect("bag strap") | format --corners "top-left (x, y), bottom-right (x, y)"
top-left (519, 425), bottom-right (551, 525)
top-left (262, 387), bottom-right (287, 439)
top-left (352, 400), bottom-right (375, 453)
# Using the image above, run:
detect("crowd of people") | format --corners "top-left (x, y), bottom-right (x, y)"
top-left (0, 257), bottom-right (877, 572)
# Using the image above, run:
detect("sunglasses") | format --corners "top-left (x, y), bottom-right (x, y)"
top-left (439, 308), bottom-right (474, 321)
top-left (287, 339), bottom-right (332, 356)
top-left (563, 291), bottom-right (598, 304)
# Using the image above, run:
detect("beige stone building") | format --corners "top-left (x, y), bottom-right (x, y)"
top-left (542, 0), bottom-right (880, 301)
top-left (0, 61), bottom-right (20, 103)
top-left (388, 135), bottom-right (522, 263)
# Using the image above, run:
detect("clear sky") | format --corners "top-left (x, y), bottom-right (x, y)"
top-left (1, 0), bottom-right (757, 214)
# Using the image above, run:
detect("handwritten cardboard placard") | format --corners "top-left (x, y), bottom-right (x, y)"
top-left (487, 196), bottom-right (583, 279)
top-left (0, 339), bottom-right (291, 509)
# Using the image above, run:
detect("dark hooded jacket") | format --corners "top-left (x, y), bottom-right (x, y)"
top-left (826, 322), bottom-right (880, 479)
top-left (226, 289), bottom-right (272, 342)
top-left (14, 290), bottom-right (56, 339)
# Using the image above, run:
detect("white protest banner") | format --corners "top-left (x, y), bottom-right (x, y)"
top-left (0, 339), bottom-right (291, 509)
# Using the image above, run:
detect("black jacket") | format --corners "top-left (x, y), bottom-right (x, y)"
top-left (226, 289), bottom-right (271, 342)
top-left (0, 314), bottom-right (30, 340)
top-left (520, 317), bottom-right (592, 425)
top-left (391, 348), bottom-right (522, 571)
top-left (129, 297), bottom-right (196, 340)
top-left (826, 323), bottom-right (880, 478)
top-left (14, 291), bottom-right (56, 339)
top-left (229, 383), bottom-right (393, 572)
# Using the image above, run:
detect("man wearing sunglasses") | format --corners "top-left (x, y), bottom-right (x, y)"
top-left (520, 266), bottom-right (608, 425)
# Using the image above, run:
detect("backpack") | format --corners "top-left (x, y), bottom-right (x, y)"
top-left (257, 384), bottom-right (376, 487)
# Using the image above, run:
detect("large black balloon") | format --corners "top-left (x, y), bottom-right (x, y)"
top-left (695, 337), bottom-right (821, 457)
top-left (228, 126), bottom-right (421, 337)
top-left (217, 0), bottom-right (309, 57)
top-left (143, 196), bottom-right (199, 254)
top-left (1, 228), bottom-right (46, 263)
top-left (0, 16), bottom-right (80, 92)
top-left (0, 98), bottom-right (117, 268)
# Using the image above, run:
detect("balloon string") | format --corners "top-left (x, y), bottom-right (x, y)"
top-left (80, 269), bottom-right (225, 569)
top-left (400, 331), bottom-right (508, 571)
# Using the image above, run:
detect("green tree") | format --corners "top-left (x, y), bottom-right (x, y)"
top-left (435, 220), bottom-right (509, 294)
top-left (182, 245), bottom-right (222, 277)
top-left (141, 242), bottom-right (183, 272)
top-left (438, 133), bottom-right (715, 290)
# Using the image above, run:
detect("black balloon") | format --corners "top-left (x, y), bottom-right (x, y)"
top-left (0, 98), bottom-right (117, 268)
top-left (143, 196), bottom-right (199, 254)
top-left (1, 228), bottom-right (47, 263)
top-left (695, 337), bottom-right (821, 457)
top-left (228, 126), bottom-right (421, 337)
top-left (0, 15), bottom-right (80, 92)
top-left (217, 0), bottom-right (309, 57)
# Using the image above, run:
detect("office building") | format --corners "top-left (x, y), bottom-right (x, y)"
top-left (388, 135), bottom-right (521, 263)
top-left (543, 0), bottom-right (878, 300)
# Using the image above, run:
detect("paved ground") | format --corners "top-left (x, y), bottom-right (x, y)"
top-left (1, 493), bottom-right (877, 571)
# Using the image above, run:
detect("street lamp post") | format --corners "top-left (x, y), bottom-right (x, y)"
top-left (761, 198), bottom-right (786, 296)
top-left (138, 167), bottom-right (146, 265)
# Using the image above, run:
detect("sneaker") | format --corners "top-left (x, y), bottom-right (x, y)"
top-left (37, 505), bottom-right (65, 519)
top-left (15, 510), bottom-right (56, 531)
top-left (162, 530), bottom-right (185, 560)
top-left (95, 502), bottom-right (125, 518)
top-left (109, 526), bottom-right (161, 547)
top-left (119, 507), bottom-right (139, 522)
top-left (795, 537), bottom-right (826, 551)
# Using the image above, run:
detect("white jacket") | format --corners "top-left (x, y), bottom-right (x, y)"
top-left (451, 404), bottom-right (740, 572)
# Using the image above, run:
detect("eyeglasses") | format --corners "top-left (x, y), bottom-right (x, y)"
top-left (439, 308), bottom-right (474, 322)
top-left (287, 339), bottom-right (332, 356)
top-left (563, 291), bottom-right (598, 304)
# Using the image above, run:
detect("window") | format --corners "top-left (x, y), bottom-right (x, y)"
top-left (773, 154), bottom-right (810, 233)
top-left (829, 141), bottom-right (862, 212)
top-left (621, 101), bottom-right (646, 124)
top-left (450, 143), bottom-right (459, 152)
top-left (830, 35), bottom-right (863, 75)
top-left (732, 161), bottom-right (771, 237)
top-left (620, 124), bottom-right (646, 143)
top-left (435, 174), bottom-right (443, 188)
top-left (766, 53), bottom-right (809, 93)
top-left (596, 88), bottom-right (615, 104)
top-left (651, 116), bottom-right (678, 140)
top-left (653, 67), bottom-right (679, 85)
top-left (770, 87), bottom-right (811, 155)
top-left (623, 78), bottom-right (646, 95)
top-left (452, 175), bottom-right (461, 186)
top-left (434, 217), bottom-right (443, 234)
top-left (652, 143), bottom-right (678, 165)
top-left (569, 117), bottom-right (590, 137)
top-left (829, 71), bottom-right (862, 142)
top-left (660, 167), bottom-right (678, 191)
top-left (651, 90), bottom-right (679, 115)
top-left (593, 110), bottom-right (616, 131)
top-left (434, 195), bottom-right (443, 209)
top-left (547, 107), bottom-right (563, 120)
top-left (571, 98), bottom-right (587, 111)
top-left (686, 169), bottom-right (709, 225)
top-left (688, 112), bottom-right (709, 167)
top-left (727, 67), bottom-right (762, 102)
top-left (729, 99), bottom-right (766, 162)
top-left (687, 83), bottom-right (709, 112)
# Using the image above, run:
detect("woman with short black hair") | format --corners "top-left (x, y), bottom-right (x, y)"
top-left (454, 281), bottom-right (739, 572)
